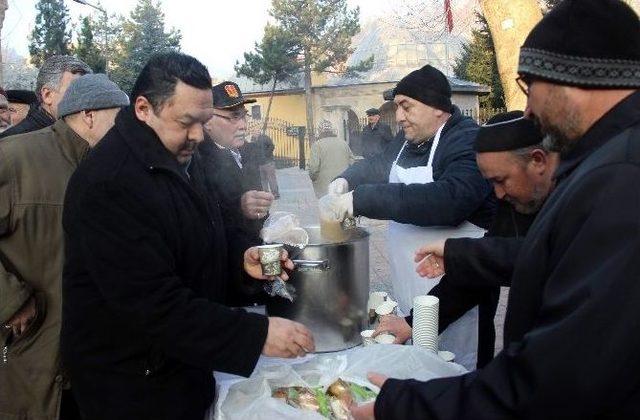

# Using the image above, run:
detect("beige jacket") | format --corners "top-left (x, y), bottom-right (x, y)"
top-left (308, 136), bottom-right (354, 197)
top-left (0, 120), bottom-right (89, 420)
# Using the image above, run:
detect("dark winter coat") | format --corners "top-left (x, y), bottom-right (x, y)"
top-left (61, 107), bottom-right (268, 420)
top-left (199, 138), bottom-right (265, 307)
top-left (340, 106), bottom-right (495, 229)
top-left (0, 104), bottom-right (55, 140)
top-left (375, 91), bottom-right (640, 419)
top-left (361, 121), bottom-right (393, 158)
top-left (427, 200), bottom-right (535, 367)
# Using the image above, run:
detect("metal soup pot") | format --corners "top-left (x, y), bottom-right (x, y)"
top-left (266, 226), bottom-right (370, 352)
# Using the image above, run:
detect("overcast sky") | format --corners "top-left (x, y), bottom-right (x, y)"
top-left (3, 0), bottom-right (393, 78)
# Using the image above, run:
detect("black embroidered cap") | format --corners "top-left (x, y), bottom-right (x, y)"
top-left (212, 81), bottom-right (256, 109)
top-left (474, 111), bottom-right (544, 153)
top-left (518, 0), bottom-right (640, 88)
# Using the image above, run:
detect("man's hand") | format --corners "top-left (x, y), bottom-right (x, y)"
top-left (373, 315), bottom-right (412, 344)
top-left (414, 239), bottom-right (447, 278)
top-left (350, 373), bottom-right (389, 420)
top-left (328, 178), bottom-right (349, 195)
top-left (4, 295), bottom-right (36, 337)
top-left (241, 190), bottom-right (274, 220)
top-left (263, 317), bottom-right (315, 358)
top-left (244, 247), bottom-right (294, 280)
top-left (318, 192), bottom-right (354, 222)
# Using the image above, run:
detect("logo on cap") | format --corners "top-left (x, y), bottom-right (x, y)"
top-left (224, 84), bottom-right (239, 98)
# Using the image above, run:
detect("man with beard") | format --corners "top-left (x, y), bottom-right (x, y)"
top-left (6, 90), bottom-right (38, 126)
top-left (61, 53), bottom-right (314, 419)
top-left (374, 111), bottom-right (558, 368)
top-left (0, 56), bottom-right (91, 140)
top-left (352, 0), bottom-right (640, 418)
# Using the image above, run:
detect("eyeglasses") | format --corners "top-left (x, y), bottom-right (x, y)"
top-left (213, 111), bottom-right (248, 123)
top-left (515, 76), bottom-right (531, 97)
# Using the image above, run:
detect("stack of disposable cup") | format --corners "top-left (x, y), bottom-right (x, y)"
top-left (412, 295), bottom-right (439, 352)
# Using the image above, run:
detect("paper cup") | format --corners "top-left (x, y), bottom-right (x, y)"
top-left (375, 300), bottom-right (398, 316)
top-left (257, 244), bottom-right (283, 276)
top-left (374, 333), bottom-right (396, 344)
top-left (361, 329), bottom-right (376, 346)
top-left (438, 351), bottom-right (455, 362)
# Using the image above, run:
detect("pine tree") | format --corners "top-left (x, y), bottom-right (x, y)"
top-left (235, 24), bottom-right (301, 133)
top-left (110, 0), bottom-right (181, 93)
top-left (76, 17), bottom-right (106, 73)
top-left (270, 0), bottom-right (373, 142)
top-left (28, 0), bottom-right (72, 67)
top-left (453, 13), bottom-right (505, 110)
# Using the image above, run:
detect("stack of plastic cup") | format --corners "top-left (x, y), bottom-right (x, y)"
top-left (412, 295), bottom-right (439, 352)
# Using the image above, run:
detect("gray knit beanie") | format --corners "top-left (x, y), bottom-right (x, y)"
top-left (58, 74), bottom-right (129, 118)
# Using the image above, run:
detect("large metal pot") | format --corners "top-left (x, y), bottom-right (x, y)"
top-left (266, 226), bottom-right (370, 352)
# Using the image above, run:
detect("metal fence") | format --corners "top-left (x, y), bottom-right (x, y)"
top-left (252, 107), bottom-right (506, 169)
top-left (250, 117), bottom-right (311, 169)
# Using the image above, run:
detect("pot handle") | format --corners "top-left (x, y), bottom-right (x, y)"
top-left (292, 259), bottom-right (330, 272)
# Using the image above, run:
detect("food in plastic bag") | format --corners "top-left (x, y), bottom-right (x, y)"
top-left (215, 345), bottom-right (467, 420)
top-left (270, 379), bottom-right (376, 419)
top-left (261, 212), bottom-right (309, 248)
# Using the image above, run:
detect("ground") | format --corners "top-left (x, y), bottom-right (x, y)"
top-left (272, 167), bottom-right (508, 354)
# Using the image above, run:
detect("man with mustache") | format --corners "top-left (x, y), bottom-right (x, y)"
top-left (325, 64), bottom-right (495, 370)
top-left (374, 111), bottom-right (558, 368)
top-left (61, 53), bottom-right (314, 419)
top-left (352, 0), bottom-right (640, 418)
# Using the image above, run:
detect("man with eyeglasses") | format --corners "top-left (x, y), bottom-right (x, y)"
top-left (201, 81), bottom-right (275, 307)
top-left (351, 0), bottom-right (640, 418)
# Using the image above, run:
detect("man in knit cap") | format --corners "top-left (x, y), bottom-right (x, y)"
top-left (325, 64), bottom-right (495, 370)
top-left (0, 74), bottom-right (128, 419)
top-left (352, 0), bottom-right (640, 418)
top-left (308, 119), bottom-right (355, 197)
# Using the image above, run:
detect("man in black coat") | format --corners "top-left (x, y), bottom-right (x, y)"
top-left (61, 52), bottom-right (314, 420)
top-left (374, 112), bottom-right (559, 368)
top-left (352, 1), bottom-right (640, 418)
top-left (0, 55), bottom-right (91, 140)
top-left (360, 107), bottom-right (393, 158)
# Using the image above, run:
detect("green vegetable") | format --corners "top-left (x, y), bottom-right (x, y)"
top-left (349, 383), bottom-right (377, 402)
top-left (314, 387), bottom-right (331, 418)
top-left (288, 387), bottom-right (299, 402)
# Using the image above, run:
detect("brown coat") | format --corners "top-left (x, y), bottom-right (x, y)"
top-left (308, 135), bottom-right (354, 197)
top-left (0, 120), bottom-right (89, 419)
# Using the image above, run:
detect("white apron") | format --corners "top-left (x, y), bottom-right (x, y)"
top-left (387, 124), bottom-right (485, 370)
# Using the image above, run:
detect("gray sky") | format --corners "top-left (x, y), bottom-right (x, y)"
top-left (3, 0), bottom-right (392, 78)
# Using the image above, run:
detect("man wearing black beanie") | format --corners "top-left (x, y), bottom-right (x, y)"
top-left (325, 64), bottom-right (495, 370)
top-left (352, 1), bottom-right (640, 418)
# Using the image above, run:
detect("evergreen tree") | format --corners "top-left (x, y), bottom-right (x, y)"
top-left (110, 0), bottom-right (181, 93)
top-left (453, 13), bottom-right (505, 110)
top-left (76, 17), bottom-right (106, 73)
top-left (270, 0), bottom-right (373, 142)
top-left (235, 24), bottom-right (301, 133)
top-left (29, 0), bottom-right (72, 67)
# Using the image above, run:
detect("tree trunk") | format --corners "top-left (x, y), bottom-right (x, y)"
top-left (0, 0), bottom-right (8, 85)
top-left (303, 55), bottom-right (315, 144)
top-left (480, 0), bottom-right (542, 110)
top-left (262, 76), bottom-right (278, 134)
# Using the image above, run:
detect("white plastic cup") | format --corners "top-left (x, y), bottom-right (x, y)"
top-left (361, 329), bottom-right (376, 346)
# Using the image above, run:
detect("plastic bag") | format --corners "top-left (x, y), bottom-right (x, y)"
top-left (263, 276), bottom-right (296, 302)
top-left (260, 211), bottom-right (309, 248)
top-left (214, 345), bottom-right (467, 420)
